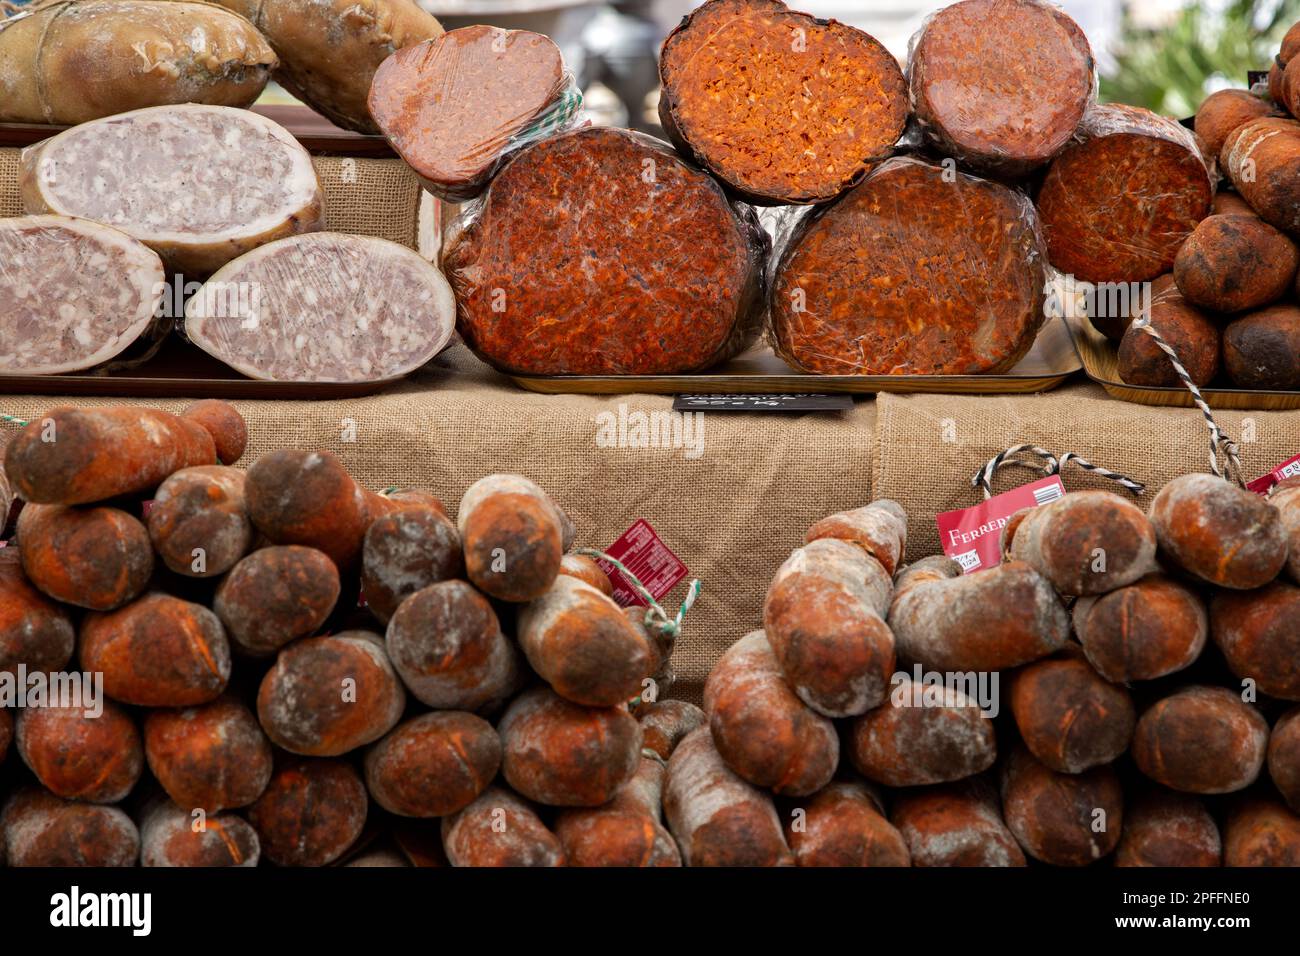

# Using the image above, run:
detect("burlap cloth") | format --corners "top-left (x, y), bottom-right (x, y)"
top-left (0, 148), bottom-right (422, 248)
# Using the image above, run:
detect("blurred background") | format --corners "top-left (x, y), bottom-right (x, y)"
top-left (418, 0), bottom-right (1300, 131)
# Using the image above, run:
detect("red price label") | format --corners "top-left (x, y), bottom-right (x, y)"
top-left (1247, 453), bottom-right (1300, 495)
top-left (596, 520), bottom-right (689, 608)
top-left (936, 475), bottom-right (1065, 574)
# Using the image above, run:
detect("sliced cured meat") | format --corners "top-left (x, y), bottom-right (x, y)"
top-left (0, 215), bottom-right (164, 375)
top-left (1036, 104), bottom-right (1213, 283)
top-left (0, 0), bottom-right (276, 125)
top-left (908, 0), bottom-right (1095, 177)
top-left (443, 126), bottom-right (767, 375)
top-left (20, 104), bottom-right (324, 276)
top-left (769, 157), bottom-right (1048, 375)
top-left (658, 0), bottom-right (908, 205)
top-left (369, 26), bottom-right (576, 202)
top-left (184, 233), bottom-right (454, 384)
top-left (209, 0), bottom-right (443, 134)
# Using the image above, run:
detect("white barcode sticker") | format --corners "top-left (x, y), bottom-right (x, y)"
top-left (953, 549), bottom-right (982, 573)
top-left (1033, 483), bottom-right (1064, 506)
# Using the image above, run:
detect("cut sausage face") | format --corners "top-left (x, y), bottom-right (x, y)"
top-left (20, 104), bottom-right (323, 276)
top-left (368, 25), bottom-right (571, 202)
top-left (0, 215), bottom-right (164, 375)
top-left (770, 157), bottom-right (1048, 375)
top-left (443, 126), bottom-right (767, 375)
top-left (1037, 104), bottom-right (1213, 284)
top-left (184, 233), bottom-right (455, 384)
top-left (658, 0), bottom-right (908, 205)
top-left (909, 0), bottom-right (1095, 176)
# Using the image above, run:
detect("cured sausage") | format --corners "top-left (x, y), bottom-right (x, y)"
top-left (1072, 574), bottom-right (1207, 682)
top-left (440, 786), bottom-right (564, 868)
top-left (769, 157), bottom-right (1048, 374)
top-left (17, 504), bottom-right (153, 610)
top-left (214, 546), bottom-right (340, 657)
top-left (498, 687), bottom-right (641, 807)
top-left (457, 474), bottom-right (568, 603)
top-left (364, 711), bottom-right (501, 818)
top-left (0, 549), bottom-right (76, 676)
top-left (703, 630), bottom-right (839, 797)
top-left (1000, 745), bottom-right (1123, 866)
top-left (246, 757), bottom-right (367, 867)
top-left (184, 234), bottom-right (455, 384)
top-left (888, 557), bottom-right (1069, 672)
top-left (909, 0), bottom-right (1095, 176)
top-left (369, 26), bottom-right (576, 202)
top-left (1115, 790), bottom-right (1221, 867)
top-left (785, 780), bottom-right (910, 868)
top-left (1037, 104), bottom-right (1213, 283)
top-left (147, 465), bottom-right (251, 578)
top-left (1007, 651), bottom-right (1134, 774)
top-left (140, 799), bottom-right (259, 868)
top-left (1117, 281), bottom-right (1220, 388)
top-left (1194, 89), bottom-right (1278, 160)
top-left (1005, 490), bottom-right (1157, 596)
top-left (553, 756), bottom-right (681, 868)
top-left (1148, 473), bottom-right (1287, 590)
top-left (443, 126), bottom-right (767, 375)
top-left (144, 696), bottom-right (272, 812)
top-left (763, 537), bottom-right (896, 718)
top-left (804, 499), bottom-right (908, 576)
top-left (21, 104), bottom-right (324, 276)
top-left (384, 579), bottom-right (520, 712)
top-left (1221, 118), bottom-right (1300, 235)
top-left (1174, 215), bottom-right (1298, 313)
top-left (1132, 686), bottom-right (1268, 794)
top-left (849, 675), bottom-right (997, 786)
top-left (517, 575), bottom-right (658, 708)
top-left (3, 402), bottom-right (237, 506)
top-left (663, 728), bottom-right (793, 867)
top-left (1210, 581), bottom-right (1300, 701)
top-left (2, 787), bottom-right (139, 867)
top-left (257, 631), bottom-right (406, 757)
top-left (890, 779), bottom-right (1025, 867)
top-left (207, 0), bottom-right (443, 134)
top-left (0, 0), bottom-right (275, 124)
top-left (0, 216), bottom-right (165, 375)
top-left (16, 700), bottom-right (143, 804)
top-left (1223, 304), bottom-right (1300, 389)
top-left (657, 0), bottom-right (908, 205)
top-left (80, 592), bottom-right (232, 706)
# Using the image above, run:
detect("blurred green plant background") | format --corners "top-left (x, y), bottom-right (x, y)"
top-left (1103, 0), bottom-right (1300, 113)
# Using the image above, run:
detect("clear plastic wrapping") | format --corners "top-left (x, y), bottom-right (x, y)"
top-left (441, 125), bottom-right (768, 376)
top-left (767, 155), bottom-right (1050, 375)
top-left (369, 25), bottom-right (584, 204)
top-left (905, 0), bottom-right (1098, 178)
top-left (1036, 101), bottom-right (1216, 285)
top-left (183, 232), bottom-right (456, 384)
top-left (0, 214), bottom-right (166, 375)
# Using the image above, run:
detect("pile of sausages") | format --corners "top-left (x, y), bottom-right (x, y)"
top-left (1093, 20), bottom-right (1300, 392)
top-left (0, 401), bottom-right (681, 867)
top-left (680, 479), bottom-right (1300, 866)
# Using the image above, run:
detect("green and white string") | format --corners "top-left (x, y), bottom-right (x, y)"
top-left (573, 546), bottom-right (700, 641)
